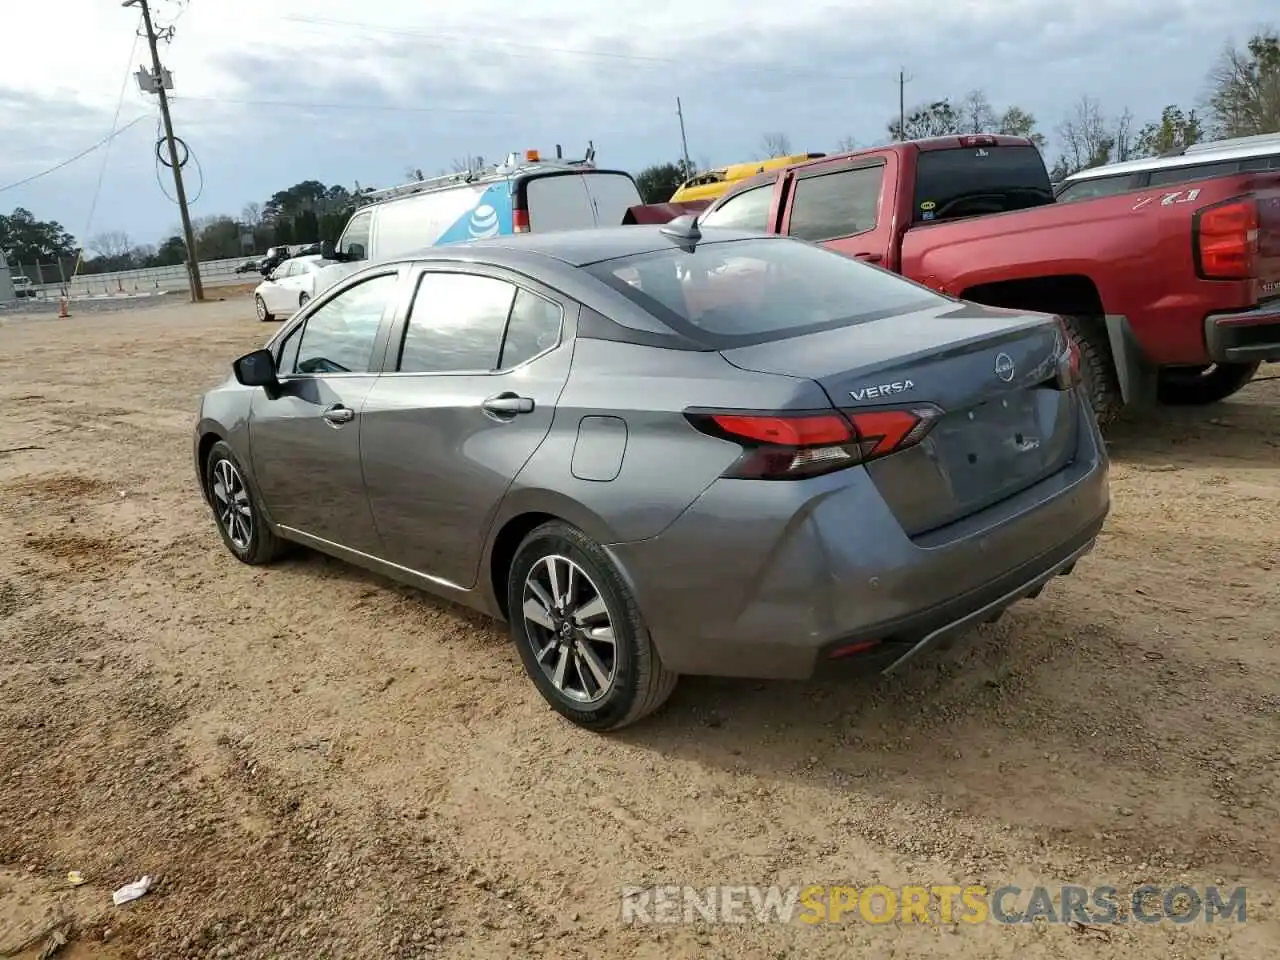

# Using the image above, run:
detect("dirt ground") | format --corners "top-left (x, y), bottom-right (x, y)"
top-left (1, 297), bottom-right (1277, 960)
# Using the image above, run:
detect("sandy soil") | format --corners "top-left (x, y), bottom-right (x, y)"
top-left (1, 298), bottom-right (1277, 959)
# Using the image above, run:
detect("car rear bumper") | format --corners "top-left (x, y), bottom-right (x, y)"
top-left (1204, 302), bottom-right (1280, 363)
top-left (606, 406), bottom-right (1110, 680)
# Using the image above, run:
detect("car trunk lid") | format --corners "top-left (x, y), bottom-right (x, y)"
top-left (719, 302), bottom-right (1080, 536)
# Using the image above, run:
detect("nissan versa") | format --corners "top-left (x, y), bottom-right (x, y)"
top-left (193, 222), bottom-right (1111, 731)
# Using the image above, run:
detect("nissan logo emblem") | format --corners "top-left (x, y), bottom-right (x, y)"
top-left (994, 352), bottom-right (1015, 382)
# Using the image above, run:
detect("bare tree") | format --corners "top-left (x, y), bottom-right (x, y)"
top-left (1055, 96), bottom-right (1115, 174)
top-left (405, 167), bottom-right (425, 182)
top-left (449, 155), bottom-right (485, 174)
top-left (1207, 30), bottom-right (1280, 136)
top-left (1111, 107), bottom-right (1136, 162)
top-left (88, 230), bottom-right (133, 259)
top-left (240, 202), bottom-right (263, 227)
top-left (835, 135), bottom-right (859, 152)
top-left (759, 132), bottom-right (792, 158)
top-left (958, 90), bottom-right (997, 133)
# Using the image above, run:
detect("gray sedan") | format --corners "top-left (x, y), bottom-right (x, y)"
top-left (194, 221), bottom-right (1110, 731)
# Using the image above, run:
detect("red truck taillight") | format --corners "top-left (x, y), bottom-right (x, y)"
top-left (1193, 197), bottom-right (1259, 280)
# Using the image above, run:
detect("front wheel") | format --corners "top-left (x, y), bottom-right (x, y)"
top-left (507, 521), bottom-right (677, 731)
top-left (254, 293), bottom-right (274, 322)
top-left (204, 441), bottom-right (285, 565)
top-left (1156, 362), bottom-right (1260, 406)
top-left (298, 292), bottom-right (310, 308)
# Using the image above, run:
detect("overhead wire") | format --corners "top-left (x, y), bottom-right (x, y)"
top-left (74, 16), bottom-right (145, 277)
top-left (0, 115), bottom-right (151, 195)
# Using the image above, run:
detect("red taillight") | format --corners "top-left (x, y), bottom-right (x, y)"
top-left (958, 135), bottom-right (998, 148)
top-left (685, 405), bottom-right (942, 480)
top-left (1054, 318), bottom-right (1083, 390)
top-left (512, 208), bottom-right (530, 233)
top-left (1194, 197), bottom-right (1258, 280)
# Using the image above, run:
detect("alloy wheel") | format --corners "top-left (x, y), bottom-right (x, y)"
top-left (254, 295), bottom-right (266, 320)
top-left (522, 554), bottom-right (617, 703)
top-left (211, 458), bottom-right (253, 551)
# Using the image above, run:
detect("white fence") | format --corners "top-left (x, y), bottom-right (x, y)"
top-left (22, 256), bottom-right (255, 301)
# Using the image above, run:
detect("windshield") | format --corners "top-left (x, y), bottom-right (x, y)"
top-left (585, 237), bottom-right (944, 348)
top-left (913, 145), bottom-right (1054, 223)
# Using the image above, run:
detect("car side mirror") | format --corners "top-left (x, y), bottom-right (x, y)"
top-left (232, 348), bottom-right (279, 389)
top-left (319, 240), bottom-right (336, 260)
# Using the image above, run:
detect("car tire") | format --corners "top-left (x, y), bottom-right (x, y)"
top-left (507, 521), bottom-right (678, 731)
top-left (298, 292), bottom-right (310, 308)
top-left (1156, 362), bottom-right (1260, 406)
top-left (1062, 315), bottom-right (1123, 427)
top-left (204, 440), bottom-right (285, 565)
top-left (255, 294), bottom-right (274, 322)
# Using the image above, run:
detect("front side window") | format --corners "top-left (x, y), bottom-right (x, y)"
top-left (1055, 175), bottom-right (1137, 203)
top-left (787, 166), bottom-right (883, 241)
top-left (398, 272), bottom-right (516, 373)
top-left (338, 210), bottom-right (373, 261)
top-left (587, 237), bottom-right (942, 348)
top-left (700, 183), bottom-right (775, 232)
top-left (291, 273), bottom-right (397, 375)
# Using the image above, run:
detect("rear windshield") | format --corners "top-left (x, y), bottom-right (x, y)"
top-left (585, 237), bottom-right (943, 348)
top-left (913, 145), bottom-right (1053, 223)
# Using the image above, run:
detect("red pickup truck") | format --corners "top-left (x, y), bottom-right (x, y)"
top-left (676, 135), bottom-right (1280, 424)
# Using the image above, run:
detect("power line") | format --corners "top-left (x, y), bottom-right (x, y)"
top-left (279, 14), bottom-right (890, 84)
top-left (172, 95), bottom-right (524, 116)
top-left (0, 115), bottom-right (151, 195)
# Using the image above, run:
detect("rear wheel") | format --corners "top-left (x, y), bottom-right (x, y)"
top-left (254, 294), bottom-right (274, 322)
top-left (1062, 314), bottom-right (1124, 427)
top-left (1156, 362), bottom-right (1260, 406)
top-left (507, 521), bottom-right (677, 731)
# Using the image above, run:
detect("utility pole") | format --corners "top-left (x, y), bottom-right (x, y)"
top-left (125, 0), bottom-right (203, 302)
top-left (898, 70), bottom-right (906, 141)
top-left (676, 97), bottom-right (693, 175)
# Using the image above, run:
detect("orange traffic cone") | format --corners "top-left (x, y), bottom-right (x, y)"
top-left (58, 296), bottom-right (70, 318)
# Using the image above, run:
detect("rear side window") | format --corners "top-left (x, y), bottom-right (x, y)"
top-left (913, 145), bottom-right (1053, 222)
top-left (1055, 174), bottom-right (1139, 203)
top-left (787, 166), bottom-right (883, 241)
top-left (700, 184), bottom-right (775, 232)
top-left (1146, 160), bottom-right (1240, 186)
top-left (398, 272), bottom-right (516, 373)
top-left (586, 237), bottom-right (942, 348)
top-left (1241, 154), bottom-right (1280, 171)
top-left (499, 290), bottom-right (563, 368)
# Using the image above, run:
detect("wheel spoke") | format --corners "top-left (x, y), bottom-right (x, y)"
top-left (585, 623), bottom-right (615, 644)
top-left (550, 645), bottom-right (570, 691)
top-left (523, 597), bottom-right (554, 631)
top-left (543, 556), bottom-right (563, 609)
top-left (575, 640), bottom-right (611, 691)
top-left (571, 594), bottom-right (607, 623)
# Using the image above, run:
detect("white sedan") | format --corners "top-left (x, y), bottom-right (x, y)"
top-left (253, 255), bottom-right (337, 322)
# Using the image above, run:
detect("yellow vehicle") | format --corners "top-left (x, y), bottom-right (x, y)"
top-left (668, 153), bottom-right (826, 204)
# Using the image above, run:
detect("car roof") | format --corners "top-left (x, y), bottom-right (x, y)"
top-left (1062, 134), bottom-right (1280, 183)
top-left (397, 225), bottom-right (781, 268)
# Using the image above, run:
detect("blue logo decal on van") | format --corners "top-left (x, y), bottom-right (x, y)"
top-left (437, 183), bottom-right (513, 245)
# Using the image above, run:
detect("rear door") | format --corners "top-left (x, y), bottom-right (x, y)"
top-left (581, 171), bottom-right (644, 226)
top-left (779, 152), bottom-right (899, 267)
top-left (360, 266), bottom-right (573, 587)
top-left (525, 174), bottom-right (597, 231)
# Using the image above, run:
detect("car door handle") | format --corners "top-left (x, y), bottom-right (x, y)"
top-left (855, 252), bottom-right (883, 263)
top-left (322, 404), bottom-right (355, 425)
top-left (481, 393), bottom-right (535, 416)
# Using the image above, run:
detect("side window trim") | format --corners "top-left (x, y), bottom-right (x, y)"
top-left (384, 263), bottom-right (573, 378)
top-left (276, 267), bottom-right (405, 380)
top-left (785, 160), bottom-right (886, 242)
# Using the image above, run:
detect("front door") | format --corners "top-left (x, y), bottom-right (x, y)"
top-left (360, 266), bottom-right (572, 588)
top-left (249, 269), bottom-right (403, 553)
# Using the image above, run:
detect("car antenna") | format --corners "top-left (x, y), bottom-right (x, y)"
top-left (659, 213), bottom-right (702, 251)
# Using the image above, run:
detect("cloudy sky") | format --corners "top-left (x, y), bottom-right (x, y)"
top-left (0, 0), bottom-right (1273, 248)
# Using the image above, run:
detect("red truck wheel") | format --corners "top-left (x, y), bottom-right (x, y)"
top-left (1156, 363), bottom-right (1260, 406)
top-left (1061, 315), bottom-right (1124, 426)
